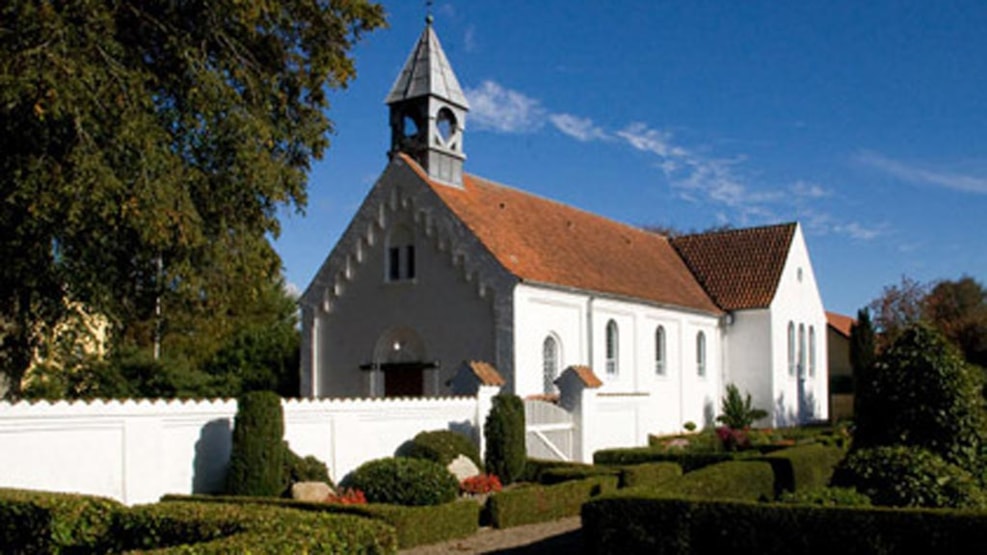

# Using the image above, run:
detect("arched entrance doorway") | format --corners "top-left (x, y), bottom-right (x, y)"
top-left (363, 327), bottom-right (437, 397)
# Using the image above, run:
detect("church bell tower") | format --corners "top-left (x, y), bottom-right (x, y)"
top-left (385, 16), bottom-right (470, 187)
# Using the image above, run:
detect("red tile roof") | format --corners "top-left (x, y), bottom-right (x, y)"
top-left (399, 155), bottom-right (721, 315)
top-left (670, 223), bottom-right (796, 310)
top-left (826, 311), bottom-right (855, 338)
top-left (466, 360), bottom-right (506, 387)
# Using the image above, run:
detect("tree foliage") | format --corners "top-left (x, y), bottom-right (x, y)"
top-left (852, 323), bottom-right (986, 470)
top-left (0, 1), bottom-right (385, 397)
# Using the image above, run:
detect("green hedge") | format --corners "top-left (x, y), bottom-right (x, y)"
top-left (583, 491), bottom-right (987, 554)
top-left (520, 458), bottom-right (591, 483)
top-left (226, 390), bottom-right (285, 497)
top-left (539, 465), bottom-right (621, 485)
top-left (487, 475), bottom-right (618, 529)
top-left (763, 444), bottom-right (845, 494)
top-left (161, 494), bottom-right (479, 549)
top-left (112, 501), bottom-right (396, 553)
top-left (619, 462), bottom-right (683, 489)
top-left (594, 447), bottom-right (751, 471)
top-left (341, 457), bottom-right (460, 506)
top-left (0, 488), bottom-right (122, 553)
top-left (656, 461), bottom-right (775, 501)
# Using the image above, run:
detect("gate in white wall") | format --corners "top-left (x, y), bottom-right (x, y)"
top-left (524, 399), bottom-right (574, 461)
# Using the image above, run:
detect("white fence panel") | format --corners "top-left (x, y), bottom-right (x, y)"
top-left (524, 399), bottom-right (574, 461)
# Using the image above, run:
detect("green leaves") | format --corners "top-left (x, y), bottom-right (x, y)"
top-left (1, 1), bottom-right (385, 397)
top-left (716, 383), bottom-right (768, 430)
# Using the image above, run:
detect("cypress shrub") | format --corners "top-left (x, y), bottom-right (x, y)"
top-left (484, 394), bottom-right (526, 484)
top-left (341, 457), bottom-right (459, 506)
top-left (399, 429), bottom-right (482, 469)
top-left (226, 390), bottom-right (285, 497)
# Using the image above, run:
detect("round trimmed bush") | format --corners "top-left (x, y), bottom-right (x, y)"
top-left (400, 429), bottom-right (482, 469)
top-left (831, 446), bottom-right (987, 509)
top-left (283, 442), bottom-right (332, 487)
top-left (341, 457), bottom-right (459, 506)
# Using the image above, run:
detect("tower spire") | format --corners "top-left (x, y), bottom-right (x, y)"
top-left (386, 18), bottom-right (469, 187)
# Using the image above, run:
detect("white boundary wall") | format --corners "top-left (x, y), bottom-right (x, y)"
top-left (0, 395), bottom-right (486, 505)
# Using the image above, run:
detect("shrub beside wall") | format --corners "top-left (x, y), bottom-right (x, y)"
top-left (226, 390), bottom-right (286, 497)
top-left (484, 394), bottom-right (526, 484)
top-left (341, 457), bottom-right (460, 506)
top-left (400, 429), bottom-right (482, 469)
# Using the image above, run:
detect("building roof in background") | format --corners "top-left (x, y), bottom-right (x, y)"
top-left (826, 311), bottom-right (856, 338)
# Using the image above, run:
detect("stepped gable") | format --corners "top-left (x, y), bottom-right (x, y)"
top-left (399, 154), bottom-right (721, 314)
top-left (670, 223), bottom-right (797, 311)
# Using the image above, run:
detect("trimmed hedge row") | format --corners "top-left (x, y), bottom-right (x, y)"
top-left (161, 494), bottom-right (479, 549)
top-left (763, 444), bottom-right (845, 494)
top-left (0, 488), bottom-right (121, 553)
top-left (619, 462), bottom-right (683, 489)
top-left (655, 461), bottom-right (776, 501)
top-left (399, 429), bottom-right (482, 469)
top-left (521, 458), bottom-right (591, 483)
top-left (539, 465), bottom-right (621, 485)
top-left (487, 475), bottom-right (618, 529)
top-left (113, 501), bottom-right (396, 553)
top-left (594, 447), bottom-right (754, 471)
top-left (582, 490), bottom-right (987, 554)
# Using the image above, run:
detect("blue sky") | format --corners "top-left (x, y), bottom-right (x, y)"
top-left (273, 1), bottom-right (987, 317)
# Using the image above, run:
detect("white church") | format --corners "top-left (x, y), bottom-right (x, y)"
top-left (300, 20), bottom-right (828, 431)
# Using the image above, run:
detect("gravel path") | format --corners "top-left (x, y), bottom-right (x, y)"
top-left (398, 516), bottom-right (583, 554)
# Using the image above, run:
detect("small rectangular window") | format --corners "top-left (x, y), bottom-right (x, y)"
top-left (406, 245), bottom-right (416, 280)
top-left (388, 247), bottom-right (400, 281)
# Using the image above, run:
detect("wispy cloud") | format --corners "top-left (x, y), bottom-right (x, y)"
top-left (791, 181), bottom-right (830, 199)
top-left (463, 25), bottom-right (476, 52)
top-left (549, 113), bottom-right (610, 142)
top-left (857, 150), bottom-right (987, 195)
top-left (464, 81), bottom-right (545, 133)
top-left (462, 80), bottom-right (885, 239)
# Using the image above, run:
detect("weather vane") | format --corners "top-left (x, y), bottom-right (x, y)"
top-left (426, 0), bottom-right (434, 24)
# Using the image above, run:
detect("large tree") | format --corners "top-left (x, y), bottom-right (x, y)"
top-left (1, 1), bottom-right (384, 397)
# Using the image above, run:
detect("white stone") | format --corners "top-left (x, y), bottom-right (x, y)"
top-left (446, 454), bottom-right (480, 482)
top-left (291, 481), bottom-right (334, 503)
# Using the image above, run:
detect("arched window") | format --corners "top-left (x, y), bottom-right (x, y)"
top-left (787, 322), bottom-right (796, 376)
top-left (605, 320), bottom-right (619, 377)
top-left (696, 331), bottom-right (707, 377)
top-left (798, 324), bottom-right (806, 378)
top-left (655, 326), bottom-right (666, 375)
top-left (386, 225), bottom-right (415, 282)
top-left (543, 335), bottom-right (559, 394)
top-left (808, 326), bottom-right (816, 377)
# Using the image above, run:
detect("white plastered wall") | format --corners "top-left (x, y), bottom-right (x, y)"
top-left (513, 283), bottom-right (722, 436)
top-left (723, 309), bottom-right (773, 426)
top-left (768, 224), bottom-right (829, 425)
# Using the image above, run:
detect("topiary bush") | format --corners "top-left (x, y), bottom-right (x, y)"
top-left (831, 445), bottom-right (987, 509)
top-left (283, 442), bottom-right (332, 489)
top-left (484, 394), bottom-right (526, 484)
top-left (225, 390), bottom-right (285, 497)
top-left (341, 457), bottom-right (459, 506)
top-left (852, 323), bottom-right (987, 471)
top-left (399, 429), bottom-right (482, 469)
